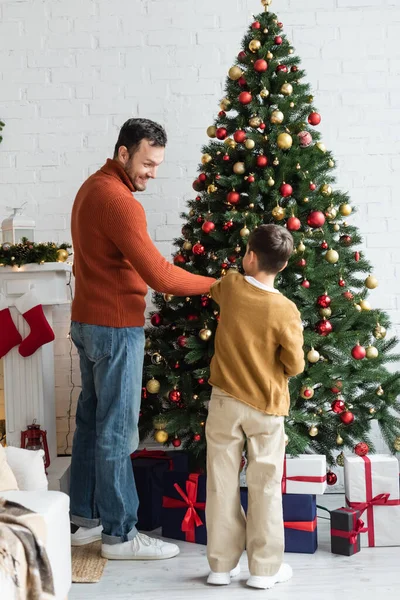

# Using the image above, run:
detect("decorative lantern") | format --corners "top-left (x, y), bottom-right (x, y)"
top-left (2, 203), bottom-right (35, 244)
top-left (21, 420), bottom-right (50, 469)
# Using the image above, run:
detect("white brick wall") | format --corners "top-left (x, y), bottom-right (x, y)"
top-left (1, 0), bottom-right (400, 454)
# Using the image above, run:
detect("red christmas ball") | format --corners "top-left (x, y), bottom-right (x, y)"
top-left (352, 344), bottom-right (366, 360)
top-left (309, 182), bottom-right (317, 191)
top-left (223, 220), bottom-right (234, 231)
top-left (340, 234), bottom-right (352, 246)
top-left (221, 262), bottom-right (228, 269)
top-left (277, 22), bottom-right (283, 28)
top-left (354, 251), bottom-right (360, 262)
top-left (303, 388), bottom-right (313, 398)
top-left (172, 438), bottom-right (182, 448)
top-left (238, 76), bottom-right (247, 87)
top-left (331, 381), bottom-right (342, 394)
top-left (192, 179), bottom-right (201, 191)
top-left (223, 154), bottom-right (230, 161)
top-left (198, 378), bottom-right (205, 385)
top-left (298, 131), bottom-right (313, 148)
top-left (259, 122), bottom-right (266, 130)
top-left (340, 411), bottom-right (355, 425)
top-left (276, 64), bottom-right (288, 73)
top-left (338, 277), bottom-right (346, 287)
top-left (218, 110), bottom-right (226, 117)
top-left (216, 127), bottom-right (228, 140)
top-left (274, 36), bottom-right (283, 45)
top-left (327, 471), bottom-right (337, 486)
top-left (308, 112), bottom-right (321, 126)
top-left (315, 319), bottom-right (333, 336)
top-left (247, 175), bottom-right (255, 183)
top-left (192, 242), bottom-right (205, 255)
top-left (296, 258), bottom-right (306, 268)
top-left (317, 294), bottom-right (331, 308)
top-left (196, 216), bottom-right (204, 224)
top-left (215, 174), bottom-right (221, 180)
top-left (201, 295), bottom-right (210, 307)
top-left (177, 335), bottom-right (188, 348)
top-left (254, 59), bottom-right (268, 72)
top-left (238, 50), bottom-right (247, 61)
top-left (187, 313), bottom-right (198, 321)
top-left (280, 183), bottom-right (293, 197)
top-left (151, 313), bottom-right (163, 327)
top-left (343, 291), bottom-right (354, 300)
top-left (331, 399), bottom-right (346, 414)
top-left (228, 254), bottom-right (237, 263)
top-left (301, 279), bottom-right (310, 288)
top-left (174, 254), bottom-right (186, 265)
top-left (239, 91), bottom-right (252, 104)
top-left (169, 389), bottom-right (181, 403)
top-left (307, 210), bottom-right (326, 228)
top-left (198, 173), bottom-right (207, 182)
top-left (287, 216), bottom-right (301, 231)
top-left (174, 361), bottom-right (180, 369)
top-left (202, 221), bottom-right (215, 234)
top-left (195, 195), bottom-right (201, 201)
top-left (355, 442), bottom-right (369, 457)
top-left (252, 21), bottom-right (261, 29)
top-left (234, 130), bottom-right (246, 143)
top-left (256, 155), bottom-right (268, 167)
top-left (291, 65), bottom-right (298, 72)
top-left (193, 433), bottom-right (201, 442)
top-left (227, 191), bottom-right (240, 204)
top-left (320, 241), bottom-right (328, 250)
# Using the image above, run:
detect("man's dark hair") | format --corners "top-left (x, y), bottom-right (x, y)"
top-left (114, 118), bottom-right (167, 158)
top-left (248, 224), bottom-right (293, 273)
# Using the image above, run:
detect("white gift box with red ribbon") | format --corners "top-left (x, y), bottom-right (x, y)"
top-left (344, 454), bottom-right (400, 547)
top-left (282, 454), bottom-right (327, 495)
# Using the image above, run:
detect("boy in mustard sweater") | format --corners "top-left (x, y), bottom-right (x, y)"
top-left (206, 224), bottom-right (305, 590)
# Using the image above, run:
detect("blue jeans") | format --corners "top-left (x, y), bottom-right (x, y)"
top-left (69, 321), bottom-right (145, 545)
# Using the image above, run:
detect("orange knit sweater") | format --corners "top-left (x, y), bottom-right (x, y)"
top-left (71, 159), bottom-right (215, 327)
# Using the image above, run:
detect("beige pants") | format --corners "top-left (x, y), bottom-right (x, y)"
top-left (206, 387), bottom-right (285, 577)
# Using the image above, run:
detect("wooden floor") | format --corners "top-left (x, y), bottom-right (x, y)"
top-left (70, 494), bottom-right (400, 600)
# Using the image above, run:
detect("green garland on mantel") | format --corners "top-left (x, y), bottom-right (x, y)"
top-left (0, 238), bottom-right (72, 268)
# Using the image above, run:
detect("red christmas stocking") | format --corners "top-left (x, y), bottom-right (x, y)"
top-left (15, 290), bottom-right (55, 358)
top-left (0, 293), bottom-right (22, 358)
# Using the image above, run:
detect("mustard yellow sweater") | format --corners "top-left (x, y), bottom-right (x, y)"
top-left (209, 271), bottom-right (305, 416)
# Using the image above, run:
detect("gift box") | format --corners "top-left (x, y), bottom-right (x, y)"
top-left (162, 472), bottom-right (207, 544)
top-left (131, 449), bottom-right (188, 531)
top-left (282, 455), bottom-right (327, 495)
top-left (330, 507), bottom-right (367, 556)
top-left (344, 454), bottom-right (400, 547)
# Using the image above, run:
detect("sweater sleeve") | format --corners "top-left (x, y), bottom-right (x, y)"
top-left (210, 279), bottom-right (222, 305)
top-left (279, 308), bottom-right (305, 377)
top-left (104, 195), bottom-right (215, 296)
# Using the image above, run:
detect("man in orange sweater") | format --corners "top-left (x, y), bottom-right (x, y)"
top-left (70, 118), bottom-right (215, 560)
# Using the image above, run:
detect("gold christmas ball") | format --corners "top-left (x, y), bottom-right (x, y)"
top-left (320, 307), bottom-right (332, 318)
top-left (281, 82), bottom-right (293, 96)
top-left (273, 157), bottom-right (280, 166)
top-left (272, 205), bottom-right (286, 221)
top-left (235, 245), bottom-right (241, 252)
top-left (303, 197), bottom-right (310, 203)
top-left (329, 159), bottom-right (335, 167)
top-left (339, 203), bottom-right (352, 216)
top-left (163, 293), bottom-right (174, 302)
top-left (245, 139), bottom-right (255, 150)
top-left (229, 66), bottom-right (243, 80)
top-left (360, 299), bottom-right (371, 311)
top-left (365, 275), bottom-right (378, 289)
top-left (207, 184), bottom-right (218, 194)
top-left (309, 425), bottom-right (319, 437)
top-left (249, 116), bottom-right (262, 128)
top-left (376, 386), bottom-right (384, 396)
top-left (355, 303), bottom-right (362, 312)
top-left (307, 348), bottom-right (320, 363)
top-left (325, 249), bottom-right (339, 264)
top-left (308, 95), bottom-right (314, 103)
top-left (266, 51), bottom-right (273, 60)
top-left (336, 434), bottom-right (344, 445)
top-left (296, 163), bottom-right (301, 170)
top-left (183, 241), bottom-right (192, 252)
top-left (321, 184), bottom-right (332, 196)
top-left (146, 378), bottom-right (161, 394)
top-left (366, 345), bottom-right (379, 359)
top-left (199, 328), bottom-right (212, 341)
top-left (369, 407), bottom-right (376, 414)
top-left (249, 203), bottom-right (255, 209)
top-left (336, 452), bottom-right (345, 467)
top-left (333, 224), bottom-right (340, 232)
top-left (267, 176), bottom-right (275, 187)
top-left (224, 138), bottom-right (237, 149)
top-left (316, 142), bottom-right (327, 153)
top-left (240, 226), bottom-right (250, 238)
top-left (373, 324), bottom-right (387, 339)
top-left (290, 102), bottom-right (295, 108)
top-left (325, 206), bottom-right (337, 220)
top-left (144, 338), bottom-right (152, 350)
top-left (277, 132), bottom-right (293, 150)
top-left (289, 48), bottom-right (294, 55)
top-left (301, 385), bottom-right (314, 399)
top-left (393, 437), bottom-right (400, 452)
top-left (249, 39), bottom-right (262, 53)
top-left (297, 241), bottom-right (306, 252)
top-left (260, 87), bottom-right (270, 98)
top-left (270, 110), bottom-right (284, 124)
top-left (189, 209), bottom-right (195, 217)
top-left (207, 125), bottom-right (217, 138)
top-left (154, 429), bottom-right (169, 444)
top-left (151, 352), bottom-right (162, 364)
top-left (233, 162), bottom-right (246, 175)
top-left (201, 153), bottom-right (212, 164)
top-left (56, 248), bottom-right (69, 262)
top-left (220, 98), bottom-right (231, 110)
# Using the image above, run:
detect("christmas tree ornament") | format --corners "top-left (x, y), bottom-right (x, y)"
top-left (354, 303), bottom-right (362, 312)
top-left (254, 59), bottom-right (268, 72)
top-left (199, 328), bottom-right (212, 341)
top-left (273, 157), bottom-right (280, 166)
top-left (245, 139), bottom-right (255, 149)
top-left (169, 389), bottom-right (181, 403)
top-left (373, 324), bottom-right (387, 339)
top-left (277, 132), bottom-right (293, 149)
top-left (321, 184), bottom-right (332, 196)
top-left (201, 153), bottom-right (212, 164)
top-left (325, 249), bottom-right (339, 264)
top-left (224, 138), bottom-right (237, 149)
top-left (296, 163), bottom-right (301, 170)
top-left (198, 173), bottom-right (207, 182)
top-left (336, 434), bottom-right (344, 445)
top-left (290, 102), bottom-right (295, 108)
top-left (193, 433), bottom-right (201, 442)
top-left (339, 203), bottom-right (352, 216)
top-left (249, 116), bottom-right (262, 128)
top-left (274, 35), bottom-right (283, 45)
top-left (223, 154), bottom-right (230, 162)
top-left (340, 411), bottom-right (355, 425)
top-left (376, 386), bottom-right (384, 396)
top-left (340, 234), bottom-right (352, 246)
top-left (355, 442), bottom-right (369, 457)
top-left (218, 110), bottom-right (226, 118)
top-left (291, 65), bottom-right (298, 72)
top-left (308, 112), bottom-right (321, 126)
top-left (240, 226), bottom-right (250, 237)
top-left (207, 125), bottom-right (217, 138)
top-left (319, 307), bottom-right (332, 318)
top-left (267, 176), bottom-right (275, 186)
top-left (249, 39), bottom-right (261, 52)
top-left (336, 452), bottom-right (345, 467)
top-left (238, 50), bottom-right (247, 61)
top-left (280, 183), bottom-right (293, 197)
top-left (227, 191), bottom-right (241, 204)
top-left (333, 223), bottom-right (340, 232)
top-left (297, 241), bottom-right (306, 252)
top-left (247, 175), bottom-right (255, 183)
top-left (329, 159), bottom-right (335, 167)
top-left (223, 220), bottom-right (234, 231)
top-left (309, 182), bottom-right (317, 191)
top-left (260, 87), bottom-right (270, 98)
top-left (320, 240), bottom-right (328, 250)
top-left (331, 399), bottom-right (346, 414)
top-left (270, 110), bottom-right (284, 124)
top-left (369, 407), bottom-right (376, 414)
top-left (309, 425), bottom-right (319, 437)
top-left (151, 352), bottom-right (162, 364)
top-left (301, 279), bottom-right (310, 288)
top-left (272, 205), bottom-right (286, 221)
top-left (177, 335), bottom-right (187, 348)
top-left (56, 248), bottom-right (69, 262)
top-left (351, 344), bottom-right (366, 360)
top-left (146, 378), bottom-right (161, 394)
top-left (276, 64), bottom-right (288, 74)
top-left (359, 299), bottom-right (371, 311)
top-left (366, 345), bottom-right (379, 359)
top-left (220, 97), bottom-right (231, 110)
top-left (183, 241), bottom-right (193, 252)
top-left (393, 437), bottom-right (400, 452)
top-left (307, 210), bottom-right (325, 228)
top-left (315, 319), bottom-right (333, 336)
top-left (343, 291), bottom-right (354, 301)
top-left (196, 215), bottom-right (204, 224)
top-left (229, 65), bottom-right (243, 80)
top-left (216, 127), bottom-right (228, 140)
top-left (338, 277), bottom-right (346, 287)
top-left (151, 313), bottom-right (163, 327)
top-left (296, 258), bottom-right (306, 268)
top-left (202, 220), bottom-right (215, 234)
top-left (153, 415), bottom-right (167, 431)
top-left (317, 293), bottom-right (331, 308)
top-left (233, 161), bottom-right (246, 174)
top-left (287, 216), bottom-right (301, 231)
top-left (316, 142), bottom-right (326, 153)
top-left (280, 82), bottom-right (293, 96)
top-left (307, 348), bottom-right (320, 363)
top-left (256, 155), bottom-right (268, 167)
top-left (327, 471), bottom-right (337, 485)
top-left (354, 251), bottom-right (361, 262)
top-left (239, 91), bottom-right (252, 104)
top-left (234, 130), bottom-right (246, 143)
top-left (201, 294), bottom-right (210, 307)
top-left (238, 76), bottom-right (247, 87)
top-left (300, 385), bottom-right (314, 399)
top-left (365, 275), bottom-right (378, 289)
top-left (192, 242), bottom-right (205, 255)
top-left (144, 338), bottom-right (152, 350)
top-left (172, 437), bottom-right (182, 448)
top-left (325, 207), bottom-right (337, 222)
top-left (154, 430), bottom-right (169, 443)
top-left (298, 131), bottom-right (312, 147)
top-left (251, 20), bottom-right (261, 29)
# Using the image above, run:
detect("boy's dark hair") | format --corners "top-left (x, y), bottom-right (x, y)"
top-left (114, 118), bottom-right (167, 159)
top-left (248, 224), bottom-right (293, 273)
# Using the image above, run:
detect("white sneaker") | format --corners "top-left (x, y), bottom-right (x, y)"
top-left (71, 524), bottom-right (103, 546)
top-left (247, 563), bottom-right (293, 589)
top-left (207, 564), bottom-right (241, 585)
top-left (101, 533), bottom-right (180, 560)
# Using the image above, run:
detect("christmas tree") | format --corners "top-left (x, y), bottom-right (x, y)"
top-left (139, 0), bottom-right (400, 469)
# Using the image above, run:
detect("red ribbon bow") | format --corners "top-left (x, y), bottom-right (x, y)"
top-left (162, 473), bottom-right (206, 543)
top-left (131, 448), bottom-right (173, 470)
top-left (282, 458), bottom-right (327, 494)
